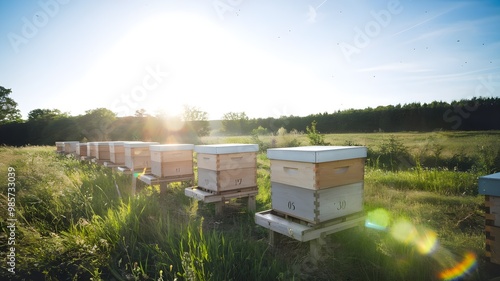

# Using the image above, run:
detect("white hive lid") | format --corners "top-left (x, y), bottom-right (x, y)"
top-left (195, 144), bottom-right (259, 154)
top-left (267, 146), bottom-right (367, 163)
top-left (150, 144), bottom-right (194, 151)
top-left (123, 141), bottom-right (159, 148)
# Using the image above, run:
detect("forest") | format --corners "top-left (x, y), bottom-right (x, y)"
top-left (1, 90), bottom-right (500, 147)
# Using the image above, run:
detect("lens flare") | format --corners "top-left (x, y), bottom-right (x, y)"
top-left (134, 167), bottom-right (147, 179)
top-left (391, 219), bottom-right (418, 244)
top-left (415, 229), bottom-right (438, 255)
top-left (438, 252), bottom-right (477, 281)
top-left (365, 208), bottom-right (391, 231)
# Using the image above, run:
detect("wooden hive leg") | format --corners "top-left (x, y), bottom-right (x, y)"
top-left (160, 181), bottom-right (168, 193)
top-left (268, 229), bottom-right (276, 247)
top-left (214, 201), bottom-right (224, 216)
top-left (247, 195), bottom-right (256, 212)
top-left (310, 234), bottom-right (327, 265)
top-left (131, 173), bottom-right (137, 195)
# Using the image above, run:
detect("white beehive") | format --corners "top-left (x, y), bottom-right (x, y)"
top-left (87, 142), bottom-right (97, 158)
top-left (195, 144), bottom-right (258, 192)
top-left (124, 142), bottom-right (159, 170)
top-left (150, 144), bottom-right (194, 178)
top-left (267, 146), bottom-right (367, 224)
top-left (76, 143), bottom-right (87, 157)
top-left (55, 142), bottom-right (64, 153)
top-left (479, 173), bottom-right (500, 264)
top-left (63, 141), bottom-right (79, 155)
top-left (109, 141), bottom-right (127, 165)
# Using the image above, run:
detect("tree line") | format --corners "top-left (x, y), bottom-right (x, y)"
top-left (1, 84), bottom-right (499, 146)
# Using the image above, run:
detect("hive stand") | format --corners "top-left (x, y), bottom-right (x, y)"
top-left (116, 166), bottom-right (150, 195)
top-left (255, 210), bottom-right (365, 264)
top-left (139, 173), bottom-right (194, 192)
top-left (185, 186), bottom-right (258, 215)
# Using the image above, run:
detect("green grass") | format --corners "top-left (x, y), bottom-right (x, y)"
top-left (1, 134), bottom-right (499, 280)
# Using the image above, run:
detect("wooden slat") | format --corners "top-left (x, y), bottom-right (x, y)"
top-left (184, 186), bottom-right (258, 203)
top-left (138, 174), bottom-right (194, 185)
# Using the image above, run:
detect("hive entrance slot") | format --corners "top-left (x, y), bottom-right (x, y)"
top-left (334, 166), bottom-right (349, 174)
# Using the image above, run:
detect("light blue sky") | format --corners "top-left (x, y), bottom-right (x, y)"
top-left (1, 0), bottom-right (499, 120)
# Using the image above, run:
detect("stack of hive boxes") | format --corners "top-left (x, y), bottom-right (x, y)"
top-left (87, 142), bottom-right (97, 159)
top-left (109, 141), bottom-right (127, 165)
top-left (195, 144), bottom-right (258, 193)
top-left (55, 142), bottom-right (64, 153)
top-left (124, 142), bottom-right (159, 171)
top-left (76, 143), bottom-right (87, 158)
top-left (94, 142), bottom-right (112, 162)
top-left (479, 172), bottom-right (500, 264)
top-left (64, 141), bottom-right (79, 155)
top-left (266, 146), bottom-right (367, 225)
top-left (150, 144), bottom-right (194, 178)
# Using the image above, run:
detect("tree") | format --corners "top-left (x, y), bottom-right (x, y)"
top-left (78, 108), bottom-right (117, 141)
top-left (135, 108), bottom-right (148, 117)
top-left (306, 120), bottom-right (329, 145)
top-left (28, 108), bottom-right (68, 121)
top-left (182, 105), bottom-right (210, 137)
top-left (221, 112), bottom-right (250, 135)
top-left (0, 86), bottom-right (22, 124)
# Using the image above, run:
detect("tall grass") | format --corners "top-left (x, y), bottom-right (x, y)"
top-left (1, 133), bottom-right (498, 280)
top-left (0, 146), bottom-right (291, 280)
top-left (366, 167), bottom-right (479, 195)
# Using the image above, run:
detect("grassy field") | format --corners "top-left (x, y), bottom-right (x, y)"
top-left (1, 131), bottom-right (500, 280)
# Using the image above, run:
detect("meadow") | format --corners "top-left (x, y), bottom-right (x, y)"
top-left (1, 131), bottom-right (500, 280)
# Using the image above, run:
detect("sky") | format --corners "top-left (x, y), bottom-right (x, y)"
top-left (1, 0), bottom-right (499, 120)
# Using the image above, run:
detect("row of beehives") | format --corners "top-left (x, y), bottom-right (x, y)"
top-left (56, 141), bottom-right (367, 225)
top-left (56, 141), bottom-right (260, 194)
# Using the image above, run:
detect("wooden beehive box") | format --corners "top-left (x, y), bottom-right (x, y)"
top-left (76, 143), bottom-right (87, 157)
top-left (479, 172), bottom-right (500, 264)
top-left (63, 141), bottom-right (79, 155)
top-left (109, 141), bottom-right (127, 165)
top-left (150, 144), bottom-right (194, 178)
top-left (55, 142), bottom-right (64, 153)
top-left (95, 142), bottom-right (112, 161)
top-left (87, 142), bottom-right (97, 158)
top-left (124, 142), bottom-right (159, 170)
top-left (267, 146), bottom-right (367, 189)
top-left (195, 144), bottom-right (258, 192)
top-left (271, 182), bottom-right (363, 224)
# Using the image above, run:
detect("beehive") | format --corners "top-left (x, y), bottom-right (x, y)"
top-left (55, 142), bottom-right (64, 153)
top-left (195, 144), bottom-right (258, 192)
top-left (479, 172), bottom-right (500, 264)
top-left (109, 141), bottom-right (127, 165)
top-left (94, 142), bottom-right (112, 161)
top-left (76, 143), bottom-right (87, 157)
top-left (124, 142), bottom-right (159, 170)
top-left (87, 142), bottom-right (97, 158)
top-left (63, 141), bottom-right (79, 155)
top-left (150, 144), bottom-right (194, 178)
top-left (267, 146), bottom-right (367, 224)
